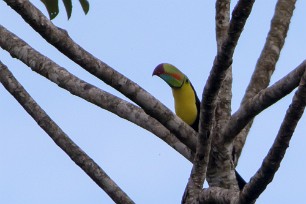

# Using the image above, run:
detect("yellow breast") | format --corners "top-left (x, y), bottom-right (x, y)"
top-left (172, 81), bottom-right (198, 125)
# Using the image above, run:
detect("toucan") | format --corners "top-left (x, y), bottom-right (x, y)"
top-left (153, 63), bottom-right (246, 190)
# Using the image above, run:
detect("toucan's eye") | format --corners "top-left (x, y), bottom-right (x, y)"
top-left (185, 78), bottom-right (189, 84)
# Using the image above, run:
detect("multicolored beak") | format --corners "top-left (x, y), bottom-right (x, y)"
top-left (152, 63), bottom-right (186, 88)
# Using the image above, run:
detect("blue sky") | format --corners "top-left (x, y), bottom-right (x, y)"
top-left (1, 0), bottom-right (306, 203)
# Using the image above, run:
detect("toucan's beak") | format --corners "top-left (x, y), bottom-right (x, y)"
top-left (152, 63), bottom-right (185, 88)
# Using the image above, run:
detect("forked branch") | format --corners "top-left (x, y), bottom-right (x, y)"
top-left (207, 0), bottom-right (235, 189)
top-left (183, 0), bottom-right (255, 202)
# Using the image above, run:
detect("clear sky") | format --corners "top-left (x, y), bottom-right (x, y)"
top-left (1, 0), bottom-right (306, 203)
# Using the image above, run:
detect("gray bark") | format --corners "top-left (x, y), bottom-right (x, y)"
top-left (0, 0), bottom-right (304, 203)
top-left (0, 61), bottom-right (135, 204)
top-left (233, 0), bottom-right (297, 163)
top-left (4, 0), bottom-right (198, 152)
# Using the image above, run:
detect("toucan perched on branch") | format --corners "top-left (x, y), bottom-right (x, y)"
top-left (153, 63), bottom-right (246, 190)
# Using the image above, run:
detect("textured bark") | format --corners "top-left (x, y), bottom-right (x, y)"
top-left (223, 61), bottom-right (306, 144)
top-left (199, 187), bottom-right (239, 204)
top-left (233, 0), bottom-right (297, 163)
top-left (0, 25), bottom-right (194, 163)
top-left (1, 0), bottom-right (305, 203)
top-left (209, 61), bottom-right (306, 194)
top-left (0, 62), bottom-right (135, 204)
top-left (208, 68), bottom-right (236, 190)
top-left (183, 1), bottom-right (255, 202)
top-left (239, 67), bottom-right (306, 204)
top-left (208, 0), bottom-right (237, 190)
top-left (215, 0), bottom-right (230, 51)
top-left (4, 0), bottom-right (198, 151)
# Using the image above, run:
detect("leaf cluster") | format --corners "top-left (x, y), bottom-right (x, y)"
top-left (41, 0), bottom-right (89, 19)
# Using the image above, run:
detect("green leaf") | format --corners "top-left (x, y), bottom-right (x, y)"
top-left (79, 0), bottom-right (90, 14)
top-left (62, 0), bottom-right (72, 19)
top-left (41, 0), bottom-right (59, 20)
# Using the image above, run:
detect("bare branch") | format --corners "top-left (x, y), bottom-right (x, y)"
top-left (234, 0), bottom-right (297, 161)
top-left (242, 0), bottom-right (296, 101)
top-left (208, 0), bottom-right (237, 189)
top-left (215, 0), bottom-right (230, 51)
top-left (224, 60), bottom-right (306, 144)
top-left (183, 1), bottom-right (255, 202)
top-left (199, 187), bottom-right (239, 204)
top-left (0, 61), bottom-right (135, 204)
top-left (0, 25), bottom-right (194, 162)
top-left (208, 68), bottom-right (236, 189)
top-left (239, 67), bottom-right (306, 204)
top-left (3, 0), bottom-right (197, 150)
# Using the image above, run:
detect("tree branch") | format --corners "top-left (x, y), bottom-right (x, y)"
top-left (198, 187), bottom-right (240, 204)
top-left (234, 0), bottom-right (297, 162)
top-left (0, 25), bottom-right (194, 162)
top-left (0, 61), bottom-right (135, 204)
top-left (239, 66), bottom-right (306, 204)
top-left (183, 1), bottom-right (255, 202)
top-left (224, 60), bottom-right (306, 144)
top-left (215, 0), bottom-right (230, 51)
top-left (3, 0), bottom-right (197, 151)
top-left (207, 0), bottom-right (237, 189)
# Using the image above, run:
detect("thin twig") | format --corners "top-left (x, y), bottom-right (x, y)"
top-left (0, 61), bottom-right (135, 204)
